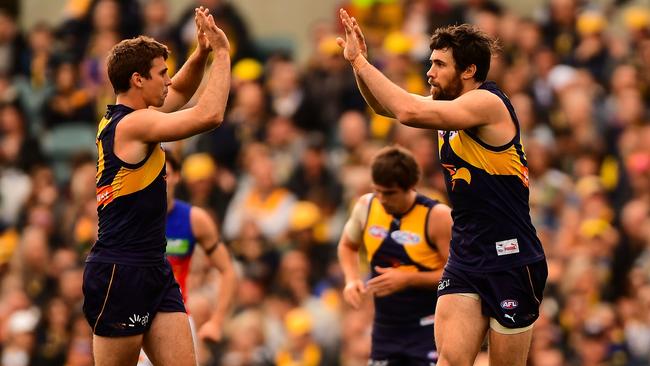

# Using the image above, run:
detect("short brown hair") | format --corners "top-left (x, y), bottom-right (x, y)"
top-left (371, 146), bottom-right (421, 190)
top-left (429, 24), bottom-right (498, 82)
top-left (106, 36), bottom-right (169, 94)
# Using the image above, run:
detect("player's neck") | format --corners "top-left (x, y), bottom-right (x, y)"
top-left (395, 190), bottom-right (418, 216)
top-left (116, 91), bottom-right (147, 110)
top-left (461, 80), bottom-right (482, 95)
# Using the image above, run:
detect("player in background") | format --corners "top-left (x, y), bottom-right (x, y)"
top-left (138, 154), bottom-right (237, 365)
top-left (338, 146), bottom-right (451, 365)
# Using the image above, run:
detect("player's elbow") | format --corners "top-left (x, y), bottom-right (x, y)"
top-left (197, 111), bottom-right (224, 129)
top-left (394, 105), bottom-right (420, 126)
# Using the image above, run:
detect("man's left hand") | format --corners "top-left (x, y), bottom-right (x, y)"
top-left (195, 6), bottom-right (212, 53)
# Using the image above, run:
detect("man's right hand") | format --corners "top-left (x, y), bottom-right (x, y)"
top-left (343, 279), bottom-right (367, 309)
top-left (196, 8), bottom-right (230, 54)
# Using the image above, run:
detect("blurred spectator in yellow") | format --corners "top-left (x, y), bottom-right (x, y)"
top-left (180, 153), bottom-right (234, 223)
top-left (275, 307), bottom-right (322, 366)
top-left (223, 144), bottom-right (297, 243)
top-left (44, 59), bottom-right (95, 128)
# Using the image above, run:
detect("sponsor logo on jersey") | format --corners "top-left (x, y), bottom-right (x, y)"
top-left (496, 238), bottom-right (520, 256)
top-left (368, 360), bottom-right (389, 366)
top-left (504, 313), bottom-right (517, 323)
top-left (166, 238), bottom-right (190, 255)
top-left (128, 312), bottom-right (150, 327)
top-left (390, 230), bottom-right (421, 245)
top-left (438, 278), bottom-right (450, 291)
top-left (368, 225), bottom-right (388, 239)
top-left (500, 299), bottom-right (519, 310)
top-left (96, 185), bottom-right (115, 207)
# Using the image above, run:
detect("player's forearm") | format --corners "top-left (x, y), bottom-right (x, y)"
top-left (352, 55), bottom-right (430, 127)
top-left (170, 47), bottom-right (210, 104)
top-left (211, 265), bottom-right (236, 325)
top-left (194, 50), bottom-right (231, 126)
top-left (405, 269), bottom-right (443, 289)
top-left (354, 71), bottom-right (395, 118)
top-left (338, 243), bottom-right (361, 283)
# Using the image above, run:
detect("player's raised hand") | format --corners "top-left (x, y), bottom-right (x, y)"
top-left (196, 8), bottom-right (230, 54)
top-left (366, 266), bottom-right (409, 297)
top-left (337, 9), bottom-right (366, 62)
top-left (194, 7), bottom-right (212, 53)
top-left (343, 279), bottom-right (367, 309)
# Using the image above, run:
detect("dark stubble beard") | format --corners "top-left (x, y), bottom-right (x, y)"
top-left (432, 72), bottom-right (464, 101)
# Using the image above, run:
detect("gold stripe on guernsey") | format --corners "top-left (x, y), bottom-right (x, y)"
top-left (96, 141), bottom-right (105, 182)
top-left (110, 147), bottom-right (165, 201)
top-left (363, 199), bottom-right (391, 262)
top-left (399, 205), bottom-right (444, 270)
top-left (95, 116), bottom-right (111, 183)
top-left (93, 264), bottom-right (116, 333)
top-left (449, 131), bottom-right (529, 187)
top-left (97, 116), bottom-right (111, 138)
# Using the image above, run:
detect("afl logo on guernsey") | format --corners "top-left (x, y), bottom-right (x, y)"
top-left (368, 225), bottom-right (388, 239)
top-left (390, 230), bottom-right (421, 245)
top-left (500, 300), bottom-right (518, 310)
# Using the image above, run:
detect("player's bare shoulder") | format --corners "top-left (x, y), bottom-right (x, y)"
top-left (358, 192), bottom-right (373, 207)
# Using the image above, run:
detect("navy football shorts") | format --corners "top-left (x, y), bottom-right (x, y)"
top-left (82, 261), bottom-right (185, 337)
top-left (437, 260), bottom-right (547, 330)
top-left (369, 321), bottom-right (438, 366)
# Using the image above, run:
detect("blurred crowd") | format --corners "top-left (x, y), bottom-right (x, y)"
top-left (0, 0), bottom-right (649, 365)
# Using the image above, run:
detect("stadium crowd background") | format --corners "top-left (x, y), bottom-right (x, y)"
top-left (0, 0), bottom-right (649, 365)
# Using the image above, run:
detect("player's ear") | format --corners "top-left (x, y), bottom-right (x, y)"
top-left (461, 64), bottom-right (476, 80)
top-left (131, 72), bottom-right (143, 88)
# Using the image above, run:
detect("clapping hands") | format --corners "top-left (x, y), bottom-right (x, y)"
top-left (195, 6), bottom-right (230, 55)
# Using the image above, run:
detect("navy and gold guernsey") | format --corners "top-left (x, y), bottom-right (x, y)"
top-left (88, 104), bottom-right (167, 265)
top-left (438, 81), bottom-right (545, 273)
top-left (363, 193), bottom-right (444, 326)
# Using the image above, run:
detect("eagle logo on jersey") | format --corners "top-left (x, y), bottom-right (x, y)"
top-left (441, 164), bottom-right (471, 190)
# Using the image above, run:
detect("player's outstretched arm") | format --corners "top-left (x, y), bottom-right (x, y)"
top-left (118, 10), bottom-right (231, 143)
top-left (338, 8), bottom-right (507, 132)
top-left (154, 7), bottom-right (213, 113)
top-left (190, 206), bottom-right (237, 342)
top-left (336, 10), bottom-right (394, 118)
top-left (338, 195), bottom-right (372, 309)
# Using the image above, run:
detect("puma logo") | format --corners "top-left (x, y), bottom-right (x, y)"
top-left (504, 313), bottom-right (516, 323)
